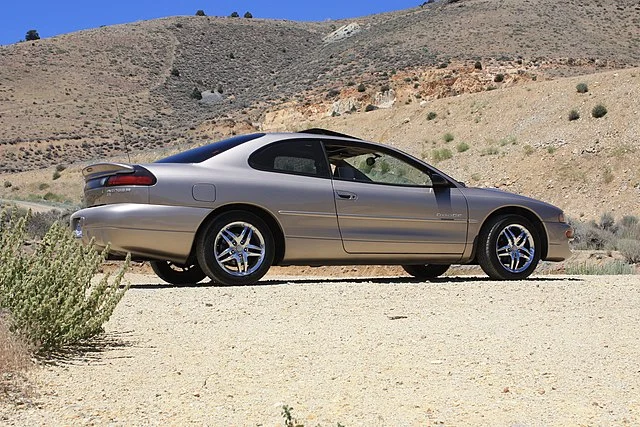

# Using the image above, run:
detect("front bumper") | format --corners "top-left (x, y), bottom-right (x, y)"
top-left (543, 221), bottom-right (573, 261)
top-left (70, 203), bottom-right (212, 263)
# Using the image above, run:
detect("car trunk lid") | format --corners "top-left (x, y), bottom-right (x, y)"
top-left (82, 163), bottom-right (156, 207)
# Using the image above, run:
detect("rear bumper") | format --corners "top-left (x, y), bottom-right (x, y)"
top-left (70, 204), bottom-right (212, 263)
top-left (543, 221), bottom-right (573, 261)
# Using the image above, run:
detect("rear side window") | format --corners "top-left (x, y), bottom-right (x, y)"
top-left (249, 139), bottom-right (331, 178)
top-left (156, 133), bottom-right (265, 163)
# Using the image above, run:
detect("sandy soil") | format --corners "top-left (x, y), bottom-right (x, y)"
top-left (2, 273), bottom-right (640, 426)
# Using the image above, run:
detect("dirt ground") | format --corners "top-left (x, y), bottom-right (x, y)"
top-left (2, 272), bottom-right (640, 426)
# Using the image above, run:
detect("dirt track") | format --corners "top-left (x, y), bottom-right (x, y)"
top-left (3, 273), bottom-right (640, 425)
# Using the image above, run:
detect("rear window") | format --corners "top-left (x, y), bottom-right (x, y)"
top-left (155, 133), bottom-right (265, 164)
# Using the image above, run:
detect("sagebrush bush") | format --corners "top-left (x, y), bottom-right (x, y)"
top-left (0, 210), bottom-right (130, 352)
top-left (432, 148), bottom-right (453, 162)
top-left (426, 111), bottom-right (437, 121)
top-left (190, 87), bottom-right (202, 100)
top-left (617, 239), bottom-right (640, 264)
top-left (443, 133), bottom-right (454, 143)
top-left (568, 110), bottom-right (580, 121)
top-left (570, 214), bottom-right (640, 266)
top-left (592, 104), bottom-right (607, 118)
top-left (576, 83), bottom-right (589, 93)
top-left (456, 142), bottom-right (470, 153)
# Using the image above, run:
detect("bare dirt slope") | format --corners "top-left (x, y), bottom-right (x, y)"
top-left (1, 0), bottom-right (639, 172)
top-left (2, 67), bottom-right (638, 221)
top-left (2, 273), bottom-right (640, 425)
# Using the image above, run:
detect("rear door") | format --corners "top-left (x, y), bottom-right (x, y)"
top-left (325, 141), bottom-right (468, 255)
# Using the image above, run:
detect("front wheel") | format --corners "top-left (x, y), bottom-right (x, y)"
top-left (150, 260), bottom-right (206, 285)
top-left (402, 264), bottom-right (450, 279)
top-left (196, 211), bottom-right (274, 286)
top-left (477, 214), bottom-right (541, 280)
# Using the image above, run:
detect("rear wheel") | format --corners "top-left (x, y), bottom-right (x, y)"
top-left (477, 214), bottom-right (540, 280)
top-left (402, 264), bottom-right (450, 279)
top-left (196, 211), bottom-right (274, 286)
top-left (150, 260), bottom-right (206, 285)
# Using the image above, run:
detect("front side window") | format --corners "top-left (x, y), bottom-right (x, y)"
top-left (249, 139), bottom-right (330, 178)
top-left (325, 143), bottom-right (433, 187)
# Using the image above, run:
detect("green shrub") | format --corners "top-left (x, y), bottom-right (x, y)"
top-left (474, 61), bottom-right (482, 70)
top-left (426, 111), bottom-right (437, 121)
top-left (25, 30), bottom-right (40, 41)
top-left (599, 212), bottom-right (616, 232)
top-left (3, 181), bottom-right (11, 188)
top-left (364, 104), bottom-right (377, 112)
top-left (523, 145), bottom-right (534, 155)
top-left (38, 183), bottom-right (49, 190)
top-left (0, 210), bottom-right (130, 352)
top-left (576, 83), bottom-right (588, 93)
top-left (244, 11), bottom-right (253, 18)
top-left (456, 142), bottom-right (470, 153)
top-left (481, 146), bottom-right (499, 156)
top-left (494, 74), bottom-right (504, 83)
top-left (230, 11), bottom-right (239, 18)
top-left (499, 135), bottom-right (517, 146)
top-left (52, 170), bottom-right (61, 180)
top-left (195, 9), bottom-right (206, 16)
top-left (55, 164), bottom-right (66, 173)
top-left (170, 68), bottom-right (180, 77)
top-left (570, 213), bottom-right (640, 264)
top-left (565, 260), bottom-right (634, 275)
top-left (617, 239), bottom-right (640, 264)
top-left (568, 110), bottom-right (580, 121)
top-left (381, 84), bottom-right (390, 92)
top-left (432, 148), bottom-right (453, 162)
top-left (592, 104), bottom-right (607, 118)
top-left (443, 133), bottom-right (454, 143)
top-left (190, 87), bottom-right (202, 100)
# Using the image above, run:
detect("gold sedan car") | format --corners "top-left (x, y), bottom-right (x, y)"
top-left (71, 129), bottom-right (572, 286)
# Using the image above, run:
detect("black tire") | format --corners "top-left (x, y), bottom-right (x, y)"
top-left (150, 260), bottom-right (206, 285)
top-left (196, 211), bottom-right (274, 286)
top-left (477, 214), bottom-right (541, 280)
top-left (402, 264), bottom-right (450, 279)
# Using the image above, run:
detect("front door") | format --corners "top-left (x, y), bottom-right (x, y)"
top-left (325, 142), bottom-right (468, 255)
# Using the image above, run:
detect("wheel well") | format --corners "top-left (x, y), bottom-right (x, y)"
top-left (190, 204), bottom-right (286, 265)
top-left (472, 207), bottom-right (548, 262)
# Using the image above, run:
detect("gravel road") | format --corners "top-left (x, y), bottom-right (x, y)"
top-left (3, 273), bottom-right (640, 426)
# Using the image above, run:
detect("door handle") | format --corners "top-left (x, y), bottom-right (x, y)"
top-left (336, 191), bottom-right (357, 200)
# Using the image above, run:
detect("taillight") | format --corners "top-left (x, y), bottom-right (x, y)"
top-left (106, 166), bottom-right (156, 187)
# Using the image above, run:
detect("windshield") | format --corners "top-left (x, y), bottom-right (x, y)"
top-left (155, 133), bottom-right (265, 163)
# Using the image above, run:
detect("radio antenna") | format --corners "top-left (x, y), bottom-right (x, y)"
top-left (115, 101), bottom-right (132, 163)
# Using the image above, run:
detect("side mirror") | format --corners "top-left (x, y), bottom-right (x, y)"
top-left (431, 173), bottom-right (450, 189)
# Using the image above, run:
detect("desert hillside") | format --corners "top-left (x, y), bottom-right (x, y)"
top-left (0, 0), bottom-right (639, 219)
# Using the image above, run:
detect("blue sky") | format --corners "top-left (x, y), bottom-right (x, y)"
top-left (1, 1), bottom-right (421, 46)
